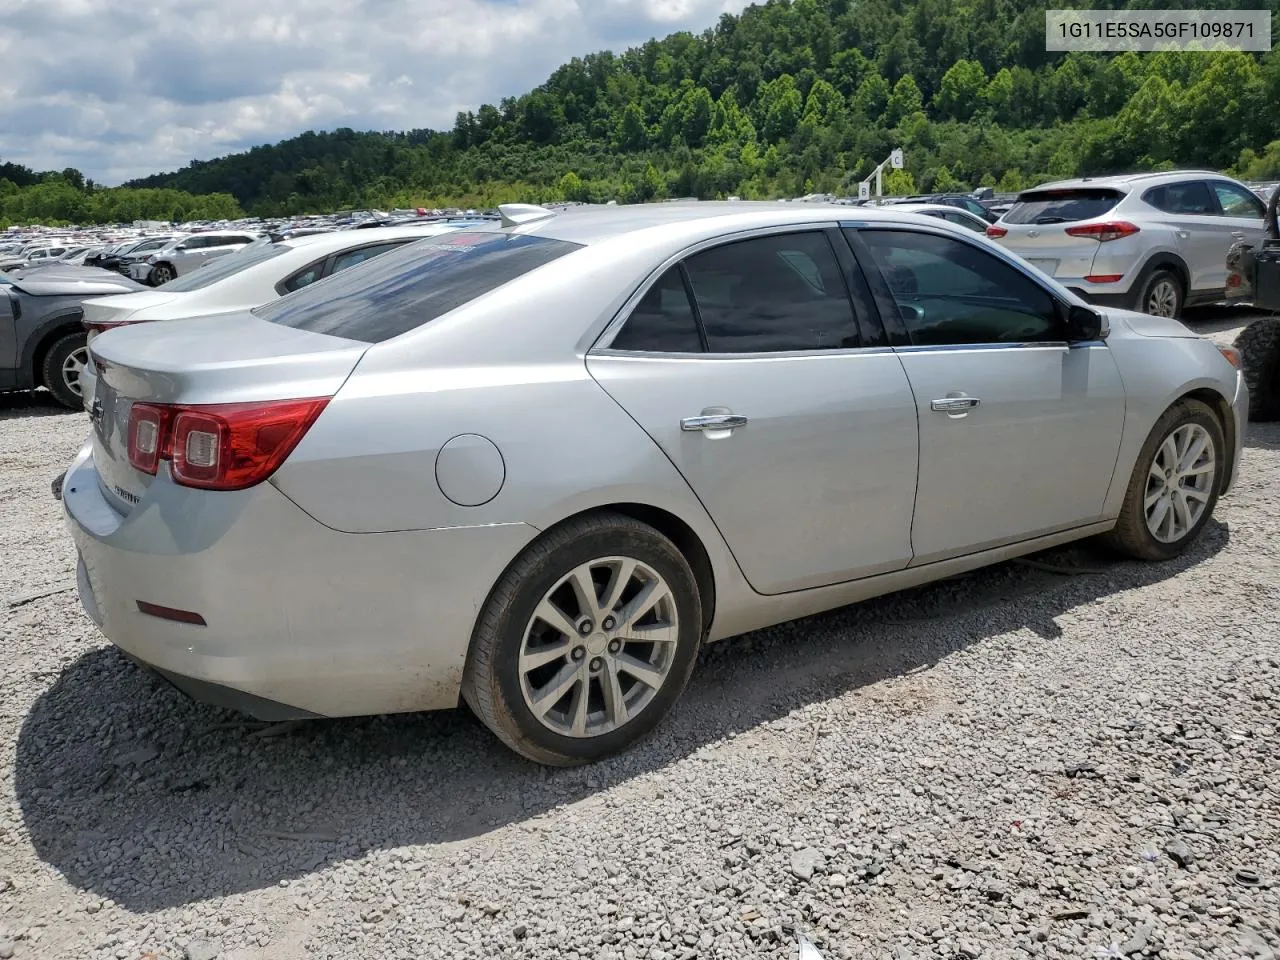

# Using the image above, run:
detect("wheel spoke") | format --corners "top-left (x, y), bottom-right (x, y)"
top-left (1178, 432), bottom-right (1208, 473)
top-left (1159, 435), bottom-right (1179, 472)
top-left (1148, 461), bottom-right (1165, 483)
top-left (1144, 484), bottom-right (1165, 510)
top-left (530, 664), bottom-right (581, 718)
top-left (1181, 461), bottom-right (1215, 477)
top-left (1181, 486), bottom-right (1210, 504)
top-left (622, 621), bottom-right (680, 645)
top-left (617, 579), bottom-right (667, 631)
top-left (1171, 491), bottom-right (1193, 536)
top-left (1147, 496), bottom-right (1171, 535)
top-left (615, 653), bottom-right (665, 690)
top-left (570, 680), bottom-right (590, 736)
top-left (519, 639), bottom-right (573, 673)
top-left (533, 598), bottom-right (580, 641)
top-left (567, 564), bottom-right (602, 621)
top-left (598, 559), bottom-right (637, 617)
top-left (601, 661), bottom-right (629, 727)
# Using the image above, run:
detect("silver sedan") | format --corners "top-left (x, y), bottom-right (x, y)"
top-left (62, 202), bottom-right (1248, 765)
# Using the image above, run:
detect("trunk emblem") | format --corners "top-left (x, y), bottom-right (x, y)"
top-left (1027, 230), bottom-right (1040, 238)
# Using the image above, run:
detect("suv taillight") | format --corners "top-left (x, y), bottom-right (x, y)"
top-left (126, 398), bottom-right (329, 490)
top-left (1064, 221), bottom-right (1140, 242)
top-left (986, 225), bottom-right (1008, 238)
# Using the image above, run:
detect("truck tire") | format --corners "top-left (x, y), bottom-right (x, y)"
top-left (1233, 316), bottom-right (1280, 421)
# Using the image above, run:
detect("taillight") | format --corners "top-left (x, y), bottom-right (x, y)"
top-left (83, 319), bottom-right (145, 340)
top-left (125, 397), bottom-right (329, 490)
top-left (127, 404), bottom-right (170, 475)
top-left (986, 225), bottom-right (1008, 239)
top-left (1064, 221), bottom-right (1140, 242)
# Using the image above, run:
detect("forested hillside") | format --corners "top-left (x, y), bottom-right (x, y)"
top-left (7, 0), bottom-right (1280, 225)
top-left (0, 165), bottom-right (243, 227)
top-left (125, 0), bottom-right (1280, 215)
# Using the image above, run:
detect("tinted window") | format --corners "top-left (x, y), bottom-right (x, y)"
top-left (256, 232), bottom-right (579, 343)
top-left (610, 267), bottom-right (703, 352)
top-left (942, 211), bottom-right (987, 233)
top-left (329, 241), bottom-right (411, 275)
top-left (1144, 181), bottom-right (1215, 214)
top-left (857, 230), bottom-right (1061, 346)
top-left (1004, 188), bottom-right (1123, 225)
top-left (683, 232), bottom-right (859, 352)
top-left (1212, 181), bottom-right (1266, 219)
top-left (281, 263), bottom-right (323, 293)
top-left (161, 238), bottom-right (289, 292)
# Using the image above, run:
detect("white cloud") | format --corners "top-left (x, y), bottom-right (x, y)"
top-left (0, 0), bottom-right (752, 185)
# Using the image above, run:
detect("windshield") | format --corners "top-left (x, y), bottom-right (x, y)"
top-left (1003, 188), bottom-right (1123, 225)
top-left (159, 238), bottom-right (290, 291)
top-left (254, 231), bottom-right (579, 343)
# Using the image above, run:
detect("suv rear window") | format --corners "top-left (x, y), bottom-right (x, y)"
top-left (254, 232), bottom-right (580, 343)
top-left (1003, 188), bottom-right (1123, 225)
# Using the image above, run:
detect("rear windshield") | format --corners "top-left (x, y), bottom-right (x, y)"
top-left (160, 238), bottom-right (290, 291)
top-left (254, 232), bottom-right (580, 343)
top-left (1003, 188), bottom-right (1123, 225)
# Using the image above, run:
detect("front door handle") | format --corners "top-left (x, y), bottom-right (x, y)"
top-left (681, 414), bottom-right (749, 432)
top-left (1232, 231), bottom-right (1247, 239)
top-left (930, 397), bottom-right (981, 413)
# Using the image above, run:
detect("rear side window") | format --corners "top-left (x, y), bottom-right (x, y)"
top-left (683, 232), bottom-right (859, 352)
top-left (1004, 188), bottom-right (1123, 225)
top-left (1144, 181), bottom-right (1215, 215)
top-left (610, 267), bottom-right (704, 352)
top-left (255, 232), bottom-right (580, 343)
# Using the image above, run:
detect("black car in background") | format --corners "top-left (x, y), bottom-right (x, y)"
top-left (0, 266), bottom-right (146, 408)
top-left (87, 236), bottom-right (178, 275)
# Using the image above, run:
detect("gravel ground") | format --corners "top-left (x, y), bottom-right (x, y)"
top-left (0, 313), bottom-right (1277, 960)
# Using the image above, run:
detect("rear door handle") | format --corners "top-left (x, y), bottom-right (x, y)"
top-left (930, 397), bottom-right (981, 413)
top-left (681, 414), bottom-right (749, 432)
top-left (1232, 231), bottom-right (1247, 239)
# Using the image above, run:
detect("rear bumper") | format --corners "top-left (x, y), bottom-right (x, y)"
top-left (61, 443), bottom-right (538, 718)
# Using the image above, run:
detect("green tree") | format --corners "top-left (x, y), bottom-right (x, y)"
top-left (616, 102), bottom-right (649, 151)
top-left (759, 74), bottom-right (803, 143)
top-left (852, 74), bottom-right (891, 121)
top-left (886, 75), bottom-right (923, 127)
top-left (934, 60), bottom-right (986, 122)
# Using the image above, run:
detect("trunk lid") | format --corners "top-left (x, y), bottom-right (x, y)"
top-left (993, 187), bottom-right (1126, 279)
top-left (87, 311), bottom-right (367, 515)
top-left (82, 289), bottom-right (183, 328)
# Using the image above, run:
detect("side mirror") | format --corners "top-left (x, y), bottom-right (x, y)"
top-left (1065, 303), bottom-right (1107, 342)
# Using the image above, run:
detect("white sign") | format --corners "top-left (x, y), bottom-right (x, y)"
top-left (858, 182), bottom-right (871, 200)
top-left (890, 149), bottom-right (904, 170)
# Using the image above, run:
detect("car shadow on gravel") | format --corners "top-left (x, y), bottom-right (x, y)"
top-left (16, 522), bottom-right (1229, 911)
top-left (0, 390), bottom-right (79, 420)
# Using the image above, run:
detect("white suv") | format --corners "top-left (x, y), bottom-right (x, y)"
top-left (129, 231), bottom-right (260, 285)
top-left (988, 171), bottom-right (1268, 317)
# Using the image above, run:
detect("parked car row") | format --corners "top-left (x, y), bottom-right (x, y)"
top-left (55, 199), bottom-right (1247, 766)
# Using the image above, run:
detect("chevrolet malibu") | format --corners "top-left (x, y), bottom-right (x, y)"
top-left (63, 202), bottom-right (1247, 765)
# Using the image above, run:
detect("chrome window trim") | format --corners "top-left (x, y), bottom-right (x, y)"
top-left (588, 221), bottom-right (855, 357)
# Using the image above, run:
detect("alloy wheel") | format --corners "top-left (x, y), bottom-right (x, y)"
top-left (61, 346), bottom-right (87, 398)
top-left (1144, 423), bottom-right (1216, 543)
top-left (519, 557), bottom-right (680, 738)
top-left (1146, 279), bottom-right (1179, 318)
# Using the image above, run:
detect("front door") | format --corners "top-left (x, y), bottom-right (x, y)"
top-left (587, 229), bottom-right (920, 595)
top-left (849, 226), bottom-right (1127, 565)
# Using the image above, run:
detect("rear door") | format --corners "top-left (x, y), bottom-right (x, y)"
top-left (995, 187), bottom-right (1125, 279)
top-left (846, 225), bottom-right (1126, 565)
top-left (587, 227), bottom-right (920, 595)
top-left (0, 289), bottom-right (18, 374)
top-left (1142, 180), bottom-right (1229, 293)
top-left (1209, 180), bottom-right (1268, 289)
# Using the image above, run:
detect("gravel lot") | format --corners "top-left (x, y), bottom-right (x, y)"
top-left (1, 313), bottom-right (1277, 960)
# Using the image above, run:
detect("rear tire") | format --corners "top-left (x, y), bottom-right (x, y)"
top-left (1233, 316), bottom-right (1280, 421)
top-left (41, 332), bottom-right (89, 410)
top-left (1135, 268), bottom-right (1184, 319)
top-left (1105, 399), bottom-right (1223, 561)
top-left (462, 512), bottom-right (702, 766)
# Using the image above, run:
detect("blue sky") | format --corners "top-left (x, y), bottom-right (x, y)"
top-left (0, 0), bottom-right (752, 185)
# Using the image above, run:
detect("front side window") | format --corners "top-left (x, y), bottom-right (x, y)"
top-left (255, 231), bottom-right (579, 343)
top-left (942, 211), bottom-right (987, 233)
top-left (1212, 181), bottom-right (1266, 219)
top-left (682, 232), bottom-right (859, 352)
top-left (610, 266), bottom-right (703, 353)
top-left (855, 229), bottom-right (1061, 347)
top-left (329, 241), bottom-right (411, 275)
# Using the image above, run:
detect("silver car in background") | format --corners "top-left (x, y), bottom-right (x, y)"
top-left (63, 202), bottom-right (1246, 765)
top-left (988, 171), bottom-right (1268, 318)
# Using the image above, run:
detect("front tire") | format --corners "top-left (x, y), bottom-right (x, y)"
top-left (463, 512), bottom-right (702, 766)
top-left (1135, 269), bottom-right (1184, 319)
top-left (41, 332), bottom-right (89, 410)
top-left (1105, 399), bottom-right (1224, 561)
top-left (150, 263), bottom-right (176, 285)
top-left (1234, 316), bottom-right (1280, 421)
